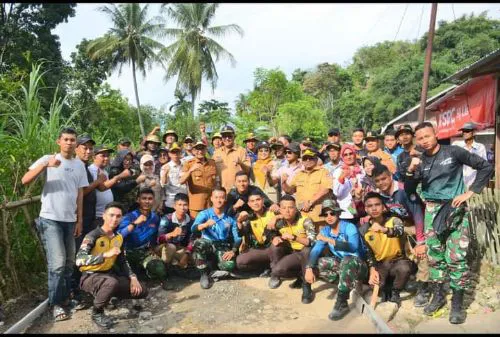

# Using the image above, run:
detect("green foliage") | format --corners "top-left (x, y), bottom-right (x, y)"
top-left (198, 99), bottom-right (231, 132)
top-left (160, 3), bottom-right (243, 114)
top-left (276, 96), bottom-right (327, 141)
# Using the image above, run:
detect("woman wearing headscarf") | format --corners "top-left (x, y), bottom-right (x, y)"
top-left (139, 154), bottom-right (163, 213)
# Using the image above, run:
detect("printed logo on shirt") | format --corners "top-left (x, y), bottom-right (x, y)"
top-left (224, 221), bottom-right (231, 229)
top-left (64, 167), bottom-right (75, 173)
top-left (440, 157), bottom-right (453, 166)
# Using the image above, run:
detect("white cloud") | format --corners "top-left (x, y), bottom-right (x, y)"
top-left (53, 3), bottom-right (500, 112)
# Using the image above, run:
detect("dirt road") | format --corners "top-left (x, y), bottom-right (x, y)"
top-left (27, 275), bottom-right (375, 334)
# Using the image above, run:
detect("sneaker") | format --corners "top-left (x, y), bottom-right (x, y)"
top-left (289, 277), bottom-right (303, 289)
top-left (268, 276), bottom-right (282, 289)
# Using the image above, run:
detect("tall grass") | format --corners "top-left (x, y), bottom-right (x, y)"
top-left (0, 62), bottom-right (78, 301)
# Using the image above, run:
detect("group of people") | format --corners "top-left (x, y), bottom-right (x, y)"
top-left (21, 120), bottom-right (494, 328)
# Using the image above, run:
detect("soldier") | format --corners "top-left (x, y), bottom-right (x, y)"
top-left (191, 187), bottom-right (242, 289)
top-left (304, 199), bottom-right (367, 320)
top-left (405, 121), bottom-right (493, 324)
top-left (76, 202), bottom-right (148, 328)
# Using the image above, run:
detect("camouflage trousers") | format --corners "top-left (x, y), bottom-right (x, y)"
top-left (192, 238), bottom-right (236, 272)
top-left (317, 256), bottom-right (368, 293)
top-left (126, 247), bottom-right (167, 281)
top-left (424, 202), bottom-right (470, 290)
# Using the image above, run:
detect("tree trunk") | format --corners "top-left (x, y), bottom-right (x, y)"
top-left (190, 89), bottom-right (196, 118)
top-left (132, 59), bottom-right (146, 137)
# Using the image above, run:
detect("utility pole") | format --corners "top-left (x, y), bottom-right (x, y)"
top-left (417, 3), bottom-right (438, 123)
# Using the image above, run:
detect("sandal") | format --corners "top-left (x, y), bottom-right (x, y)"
top-left (53, 305), bottom-right (70, 322)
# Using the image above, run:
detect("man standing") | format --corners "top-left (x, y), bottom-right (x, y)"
top-left (383, 129), bottom-right (404, 167)
top-left (323, 142), bottom-right (342, 178)
top-left (364, 131), bottom-right (396, 174)
top-left (320, 128), bottom-right (342, 161)
top-left (243, 133), bottom-right (259, 164)
top-left (406, 122), bottom-right (493, 324)
top-left (179, 141), bottom-right (217, 218)
top-left (213, 125), bottom-right (251, 193)
top-left (351, 127), bottom-right (367, 161)
top-left (452, 122), bottom-right (488, 190)
top-left (282, 149), bottom-right (333, 231)
top-left (395, 124), bottom-right (418, 186)
top-left (160, 142), bottom-right (188, 214)
top-left (76, 202), bottom-right (148, 328)
top-left (22, 127), bottom-right (89, 322)
top-left (191, 188), bottom-right (242, 289)
top-left (117, 137), bottom-right (132, 152)
top-left (271, 142), bottom-right (303, 198)
top-left (278, 135), bottom-right (292, 149)
top-left (182, 135), bottom-right (195, 162)
top-left (162, 130), bottom-right (179, 150)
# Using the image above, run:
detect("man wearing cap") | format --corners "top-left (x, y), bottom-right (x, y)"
top-left (243, 133), bottom-right (259, 164)
top-left (22, 128), bottom-right (89, 322)
top-left (162, 130), bottom-right (179, 150)
top-left (395, 124), bottom-right (419, 186)
top-left (282, 149), bottom-right (333, 231)
top-left (182, 135), bottom-right (195, 162)
top-left (383, 129), bottom-right (404, 166)
top-left (271, 142), bottom-right (303, 198)
top-left (300, 137), bottom-right (313, 153)
top-left (452, 122), bottom-right (488, 190)
top-left (208, 132), bottom-right (222, 157)
top-left (321, 129), bottom-right (342, 161)
top-left (252, 141), bottom-right (278, 203)
top-left (213, 125), bottom-right (251, 193)
top-left (160, 142), bottom-right (188, 214)
top-left (117, 138), bottom-right (132, 152)
top-left (304, 199), bottom-right (367, 319)
top-left (350, 127), bottom-right (368, 162)
top-left (364, 131), bottom-right (396, 174)
top-left (323, 142), bottom-right (342, 178)
top-left (179, 141), bottom-right (217, 218)
top-left (139, 134), bottom-right (161, 161)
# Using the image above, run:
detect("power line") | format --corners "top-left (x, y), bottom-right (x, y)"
top-left (416, 4), bottom-right (425, 40)
top-left (361, 5), bottom-right (391, 46)
top-left (394, 3), bottom-right (409, 41)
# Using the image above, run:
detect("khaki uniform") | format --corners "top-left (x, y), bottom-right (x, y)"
top-left (289, 166), bottom-right (333, 226)
top-left (213, 145), bottom-right (251, 192)
top-left (182, 158), bottom-right (217, 216)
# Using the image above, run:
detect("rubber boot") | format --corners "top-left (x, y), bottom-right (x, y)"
top-left (389, 289), bottom-right (402, 306)
top-left (423, 283), bottom-right (447, 316)
top-left (301, 282), bottom-right (314, 304)
top-left (449, 289), bottom-right (466, 324)
top-left (289, 277), bottom-right (303, 289)
top-left (199, 269), bottom-right (213, 289)
top-left (92, 307), bottom-right (113, 328)
top-left (414, 282), bottom-right (431, 308)
top-left (328, 290), bottom-right (350, 321)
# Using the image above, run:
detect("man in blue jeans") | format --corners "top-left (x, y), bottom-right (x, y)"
top-left (22, 127), bottom-right (89, 322)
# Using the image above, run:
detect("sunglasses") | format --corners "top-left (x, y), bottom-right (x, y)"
top-left (258, 148), bottom-right (270, 152)
top-left (343, 152), bottom-right (355, 157)
top-left (285, 150), bottom-right (295, 155)
top-left (143, 162), bottom-right (154, 166)
top-left (302, 156), bottom-right (317, 161)
top-left (324, 210), bottom-right (339, 217)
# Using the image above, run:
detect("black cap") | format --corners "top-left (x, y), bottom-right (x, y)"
top-left (220, 125), bottom-right (235, 134)
top-left (270, 141), bottom-right (284, 149)
top-left (328, 128), bottom-right (340, 136)
top-left (118, 137), bottom-right (131, 145)
top-left (76, 135), bottom-right (95, 146)
top-left (395, 124), bottom-right (414, 138)
top-left (364, 130), bottom-right (380, 141)
top-left (94, 145), bottom-right (115, 155)
top-left (285, 142), bottom-right (301, 154)
top-left (256, 141), bottom-right (271, 150)
top-left (325, 142), bottom-right (341, 151)
top-left (352, 127), bottom-right (365, 134)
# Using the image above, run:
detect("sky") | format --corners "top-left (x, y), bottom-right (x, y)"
top-left (53, 3), bottom-right (500, 113)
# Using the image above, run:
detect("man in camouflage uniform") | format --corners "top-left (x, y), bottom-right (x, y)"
top-left (406, 122), bottom-right (493, 324)
top-left (304, 199), bottom-right (367, 321)
top-left (191, 187), bottom-right (241, 289)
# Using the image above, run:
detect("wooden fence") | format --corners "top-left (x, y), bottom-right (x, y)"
top-left (468, 188), bottom-right (500, 266)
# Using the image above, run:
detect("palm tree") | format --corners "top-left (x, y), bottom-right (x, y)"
top-left (160, 3), bottom-right (243, 116)
top-left (87, 3), bottom-right (165, 136)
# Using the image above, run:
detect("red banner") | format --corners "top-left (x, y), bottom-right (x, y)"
top-left (432, 75), bottom-right (497, 139)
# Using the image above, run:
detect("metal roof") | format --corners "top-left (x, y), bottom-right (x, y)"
top-left (443, 48), bottom-right (500, 83)
top-left (381, 85), bottom-right (457, 132)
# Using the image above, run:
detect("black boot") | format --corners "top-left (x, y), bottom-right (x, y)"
top-left (328, 290), bottom-right (350, 321)
top-left (199, 269), bottom-right (213, 289)
top-left (414, 282), bottom-right (431, 308)
top-left (424, 283), bottom-right (447, 316)
top-left (268, 276), bottom-right (282, 289)
top-left (449, 289), bottom-right (466, 324)
top-left (389, 289), bottom-right (401, 306)
top-left (301, 282), bottom-right (314, 304)
top-left (289, 277), bottom-right (303, 289)
top-left (91, 307), bottom-right (113, 328)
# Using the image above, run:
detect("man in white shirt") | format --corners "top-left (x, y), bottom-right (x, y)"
top-left (22, 127), bottom-right (89, 322)
top-left (452, 122), bottom-right (488, 190)
top-left (160, 142), bottom-right (188, 213)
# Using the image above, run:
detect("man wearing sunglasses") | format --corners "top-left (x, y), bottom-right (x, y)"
top-left (304, 199), bottom-right (367, 320)
top-left (213, 125), bottom-right (251, 193)
top-left (282, 149), bottom-right (333, 232)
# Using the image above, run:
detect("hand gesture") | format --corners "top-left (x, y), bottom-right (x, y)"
top-left (130, 277), bottom-right (142, 296)
top-left (136, 174), bottom-right (147, 184)
top-left (370, 222), bottom-right (385, 233)
top-left (96, 170), bottom-right (107, 184)
top-left (353, 183), bottom-right (364, 200)
top-left (171, 226), bottom-right (182, 238)
top-left (281, 173), bottom-right (289, 183)
top-left (281, 232), bottom-right (295, 241)
top-left (452, 190), bottom-right (474, 208)
top-left (118, 169), bottom-right (132, 179)
top-left (408, 157), bottom-right (421, 173)
top-left (267, 215), bottom-right (282, 230)
top-left (148, 179), bottom-right (157, 188)
top-left (272, 236), bottom-right (283, 246)
top-left (301, 200), bottom-right (312, 212)
top-left (47, 154), bottom-right (61, 168)
top-left (233, 198), bottom-right (245, 210)
top-left (237, 211), bottom-right (249, 224)
top-left (222, 250), bottom-right (235, 261)
top-left (103, 246), bottom-right (121, 258)
top-left (368, 267), bottom-right (379, 286)
top-left (269, 203), bottom-right (280, 214)
top-left (304, 268), bottom-right (316, 284)
top-left (152, 125), bottom-right (161, 133)
top-left (205, 219), bottom-right (216, 228)
top-left (134, 214), bottom-right (147, 226)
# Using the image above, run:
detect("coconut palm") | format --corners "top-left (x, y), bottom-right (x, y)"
top-left (87, 3), bottom-right (165, 136)
top-left (160, 3), bottom-right (243, 116)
